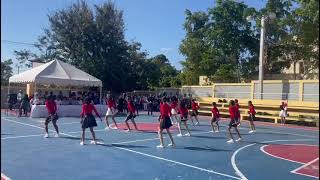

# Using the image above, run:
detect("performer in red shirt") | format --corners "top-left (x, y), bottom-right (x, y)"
top-left (248, 101), bottom-right (256, 133)
top-left (124, 96), bottom-right (138, 132)
top-left (190, 99), bottom-right (200, 125)
top-left (170, 96), bottom-right (179, 125)
top-left (235, 99), bottom-right (241, 126)
top-left (80, 97), bottom-right (102, 145)
top-left (44, 96), bottom-right (59, 138)
top-left (157, 97), bottom-right (175, 148)
top-left (104, 95), bottom-right (118, 130)
top-left (227, 100), bottom-right (242, 143)
top-left (177, 100), bottom-right (191, 137)
top-left (211, 102), bottom-right (220, 133)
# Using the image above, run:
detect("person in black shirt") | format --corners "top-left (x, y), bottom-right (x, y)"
top-left (147, 95), bottom-right (154, 115)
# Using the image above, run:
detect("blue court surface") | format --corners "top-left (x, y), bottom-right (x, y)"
top-left (1, 112), bottom-right (319, 180)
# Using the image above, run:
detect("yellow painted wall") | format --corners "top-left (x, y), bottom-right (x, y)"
top-left (187, 80), bottom-right (319, 108)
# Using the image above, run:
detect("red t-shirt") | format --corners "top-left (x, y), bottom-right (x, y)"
top-left (249, 105), bottom-right (256, 115)
top-left (211, 107), bottom-right (220, 118)
top-left (191, 102), bottom-right (199, 110)
top-left (179, 107), bottom-right (189, 117)
top-left (80, 103), bottom-right (100, 118)
top-left (45, 100), bottom-right (57, 114)
top-left (229, 106), bottom-right (237, 119)
top-left (235, 103), bottom-right (240, 118)
top-left (107, 99), bottom-right (115, 108)
top-left (160, 103), bottom-right (171, 118)
top-left (127, 101), bottom-right (136, 113)
top-left (171, 101), bottom-right (178, 109)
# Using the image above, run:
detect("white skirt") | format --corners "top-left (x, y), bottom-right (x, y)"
top-left (106, 107), bottom-right (116, 116)
top-left (279, 110), bottom-right (287, 118)
top-left (171, 109), bottom-right (177, 115)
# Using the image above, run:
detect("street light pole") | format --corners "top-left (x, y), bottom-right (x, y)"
top-left (258, 16), bottom-right (265, 100)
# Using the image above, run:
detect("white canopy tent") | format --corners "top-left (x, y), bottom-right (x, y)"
top-left (9, 59), bottom-right (103, 102)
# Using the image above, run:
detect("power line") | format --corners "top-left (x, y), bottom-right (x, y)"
top-left (1, 40), bottom-right (37, 46)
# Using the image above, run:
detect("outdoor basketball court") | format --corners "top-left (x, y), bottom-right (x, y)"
top-left (1, 112), bottom-right (319, 180)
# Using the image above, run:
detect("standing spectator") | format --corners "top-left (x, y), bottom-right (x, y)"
top-left (147, 94), bottom-right (154, 115)
top-left (19, 94), bottom-right (30, 117)
top-left (279, 102), bottom-right (287, 125)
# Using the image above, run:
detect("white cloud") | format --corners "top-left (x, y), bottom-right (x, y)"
top-left (160, 48), bottom-right (173, 54)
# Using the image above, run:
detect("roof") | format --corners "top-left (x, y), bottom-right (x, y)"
top-left (9, 60), bottom-right (102, 87)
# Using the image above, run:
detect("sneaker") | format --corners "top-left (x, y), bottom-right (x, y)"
top-left (80, 141), bottom-right (84, 145)
top-left (196, 122), bottom-right (200, 125)
top-left (168, 143), bottom-right (176, 148)
top-left (215, 130), bottom-right (219, 133)
top-left (248, 130), bottom-right (254, 134)
top-left (177, 133), bottom-right (183, 137)
top-left (157, 144), bottom-right (164, 148)
top-left (124, 129), bottom-right (130, 132)
top-left (44, 133), bottom-right (49, 138)
top-left (54, 133), bottom-right (59, 137)
top-left (105, 127), bottom-right (110, 130)
top-left (90, 140), bottom-right (97, 145)
top-left (109, 125), bottom-right (118, 130)
top-left (227, 139), bottom-right (234, 143)
top-left (235, 138), bottom-right (241, 142)
top-left (184, 133), bottom-right (191, 136)
top-left (237, 123), bottom-right (241, 127)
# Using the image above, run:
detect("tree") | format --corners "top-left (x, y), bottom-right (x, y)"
top-left (291, 0), bottom-right (319, 78)
top-left (13, 49), bottom-right (36, 68)
top-left (179, 0), bottom-right (259, 84)
top-left (31, 1), bottom-right (136, 92)
top-left (150, 54), bottom-right (179, 87)
top-left (1, 59), bottom-right (13, 85)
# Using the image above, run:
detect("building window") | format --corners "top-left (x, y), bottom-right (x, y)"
top-left (299, 62), bottom-right (304, 74)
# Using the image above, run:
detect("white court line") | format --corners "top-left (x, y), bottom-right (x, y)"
top-left (2, 117), bottom-right (241, 179)
top-left (237, 127), bottom-right (317, 138)
top-left (291, 158), bottom-right (319, 179)
top-left (260, 145), bottom-right (305, 164)
top-left (231, 139), bottom-right (314, 180)
top-left (2, 118), bottom-right (76, 138)
top-left (1, 173), bottom-right (12, 180)
top-left (114, 146), bottom-right (242, 180)
top-left (2, 134), bottom-right (45, 140)
top-left (1, 129), bottom-right (106, 140)
top-left (260, 144), bottom-right (319, 165)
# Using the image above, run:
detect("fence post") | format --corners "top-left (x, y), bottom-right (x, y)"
top-left (212, 84), bottom-right (215, 99)
top-left (299, 81), bottom-right (303, 101)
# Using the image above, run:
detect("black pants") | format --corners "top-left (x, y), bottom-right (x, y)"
top-left (147, 103), bottom-right (153, 115)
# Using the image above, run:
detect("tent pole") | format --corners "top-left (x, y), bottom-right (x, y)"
top-left (34, 83), bottom-right (37, 96)
top-left (99, 86), bottom-right (102, 104)
top-left (7, 82), bottom-right (10, 94)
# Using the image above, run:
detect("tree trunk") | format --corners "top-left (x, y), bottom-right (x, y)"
top-left (293, 62), bottom-right (297, 80)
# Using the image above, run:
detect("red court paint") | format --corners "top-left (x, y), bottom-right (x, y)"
top-left (261, 144), bottom-right (319, 178)
top-left (292, 158), bottom-right (319, 178)
top-left (110, 123), bottom-right (178, 132)
top-left (1, 173), bottom-right (11, 180)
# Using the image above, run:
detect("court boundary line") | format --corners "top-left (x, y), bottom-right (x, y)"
top-left (2, 118), bottom-right (76, 138)
top-left (114, 146), bottom-right (242, 180)
top-left (1, 173), bottom-right (11, 180)
top-left (231, 139), bottom-right (314, 180)
top-left (290, 158), bottom-right (319, 179)
top-left (2, 118), bottom-right (242, 179)
top-left (260, 145), bottom-right (305, 164)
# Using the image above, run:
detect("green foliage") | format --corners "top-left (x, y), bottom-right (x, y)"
top-left (150, 54), bottom-right (179, 87)
top-left (1, 59), bottom-right (13, 85)
top-left (180, 0), bottom-right (259, 84)
top-left (13, 50), bottom-right (35, 68)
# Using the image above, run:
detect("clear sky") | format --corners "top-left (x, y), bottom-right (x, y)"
top-left (1, 0), bottom-right (266, 73)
